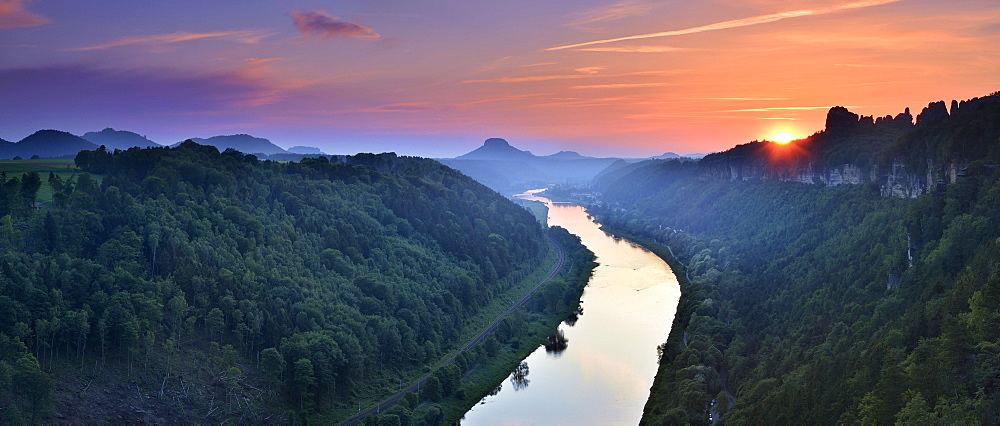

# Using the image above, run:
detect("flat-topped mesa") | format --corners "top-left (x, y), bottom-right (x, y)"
top-left (483, 137), bottom-right (512, 148)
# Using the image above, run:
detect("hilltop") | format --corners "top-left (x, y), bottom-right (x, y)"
top-left (175, 134), bottom-right (288, 156)
top-left (442, 138), bottom-right (625, 193)
top-left (82, 128), bottom-right (161, 150)
top-left (0, 130), bottom-right (97, 159)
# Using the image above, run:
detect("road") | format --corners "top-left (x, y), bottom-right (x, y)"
top-left (341, 234), bottom-right (567, 425)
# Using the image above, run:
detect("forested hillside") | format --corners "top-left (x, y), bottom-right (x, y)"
top-left (0, 142), bottom-right (561, 422)
top-left (588, 94), bottom-right (1000, 424)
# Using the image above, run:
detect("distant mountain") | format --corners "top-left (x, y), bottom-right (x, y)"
top-left (545, 151), bottom-right (590, 160)
top-left (288, 146), bottom-right (324, 155)
top-left (82, 128), bottom-right (161, 150)
top-left (174, 134), bottom-right (288, 156)
top-left (455, 138), bottom-right (534, 161)
top-left (0, 130), bottom-right (98, 159)
top-left (651, 152), bottom-right (680, 159)
top-left (648, 152), bottom-right (708, 160)
top-left (442, 138), bottom-right (620, 193)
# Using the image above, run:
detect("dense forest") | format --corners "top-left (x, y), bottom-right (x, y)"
top-left (588, 93), bottom-right (1000, 424)
top-left (0, 142), bottom-right (585, 423)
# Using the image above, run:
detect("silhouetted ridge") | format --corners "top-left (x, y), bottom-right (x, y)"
top-left (82, 127), bottom-right (160, 150)
top-left (175, 134), bottom-right (288, 156)
top-left (0, 129), bottom-right (97, 159)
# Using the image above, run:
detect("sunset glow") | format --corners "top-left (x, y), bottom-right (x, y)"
top-left (1, 0), bottom-right (997, 157)
top-left (770, 132), bottom-right (796, 144)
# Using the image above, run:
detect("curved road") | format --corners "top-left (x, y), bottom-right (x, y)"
top-left (342, 234), bottom-right (567, 425)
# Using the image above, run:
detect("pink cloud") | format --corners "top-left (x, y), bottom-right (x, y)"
top-left (548, 0), bottom-right (901, 50)
top-left (0, 0), bottom-right (50, 28)
top-left (244, 57), bottom-right (284, 65)
top-left (289, 10), bottom-right (379, 40)
top-left (66, 30), bottom-right (272, 51)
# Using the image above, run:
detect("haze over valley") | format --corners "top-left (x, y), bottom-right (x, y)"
top-left (2, 0), bottom-right (999, 424)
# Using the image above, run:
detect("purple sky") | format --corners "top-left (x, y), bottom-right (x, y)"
top-left (2, 0), bottom-right (998, 157)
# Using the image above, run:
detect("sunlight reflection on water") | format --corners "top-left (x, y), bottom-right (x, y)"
top-left (462, 190), bottom-right (681, 425)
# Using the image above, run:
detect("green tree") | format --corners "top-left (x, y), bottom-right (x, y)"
top-left (260, 347), bottom-right (285, 388)
top-left (293, 358), bottom-right (316, 411)
top-left (421, 376), bottom-right (442, 402)
top-left (14, 355), bottom-right (53, 423)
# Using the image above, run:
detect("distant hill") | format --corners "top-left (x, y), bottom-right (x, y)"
top-left (82, 128), bottom-right (161, 150)
top-left (0, 130), bottom-right (98, 159)
top-left (288, 146), bottom-right (324, 155)
top-left (651, 152), bottom-right (680, 160)
top-left (441, 138), bottom-right (620, 193)
top-left (544, 151), bottom-right (590, 160)
top-left (174, 134), bottom-right (288, 156)
top-left (455, 138), bottom-right (535, 161)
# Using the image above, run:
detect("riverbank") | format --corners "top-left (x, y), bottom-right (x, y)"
top-left (462, 193), bottom-right (680, 424)
top-left (594, 220), bottom-right (735, 424)
top-left (342, 227), bottom-right (596, 424)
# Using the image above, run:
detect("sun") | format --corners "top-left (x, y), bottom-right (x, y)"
top-left (769, 131), bottom-right (795, 145)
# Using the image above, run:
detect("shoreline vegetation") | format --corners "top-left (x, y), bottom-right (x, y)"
top-left (343, 227), bottom-right (597, 424)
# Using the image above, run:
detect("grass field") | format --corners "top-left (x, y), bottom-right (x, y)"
top-left (0, 159), bottom-right (96, 203)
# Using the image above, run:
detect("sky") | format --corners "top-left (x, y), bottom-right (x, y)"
top-left (1, 0), bottom-right (998, 158)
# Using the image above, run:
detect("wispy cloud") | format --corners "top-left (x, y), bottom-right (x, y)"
top-left (565, 0), bottom-right (654, 30)
top-left (696, 97), bottom-right (792, 101)
top-left (725, 106), bottom-right (838, 112)
top-left (759, 117), bottom-right (798, 120)
top-left (574, 66), bottom-right (604, 74)
top-left (575, 45), bottom-right (691, 53)
top-left (244, 57), bottom-right (284, 65)
top-left (353, 102), bottom-right (432, 113)
top-left (573, 82), bottom-right (668, 89)
top-left (465, 69), bottom-right (682, 84)
top-left (0, 0), bottom-right (50, 28)
top-left (67, 30), bottom-right (272, 51)
top-left (289, 10), bottom-right (379, 40)
top-left (519, 62), bottom-right (559, 68)
top-left (548, 0), bottom-right (902, 50)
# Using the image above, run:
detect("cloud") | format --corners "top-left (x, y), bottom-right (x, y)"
top-left (573, 83), bottom-right (668, 89)
top-left (696, 97), bottom-right (792, 101)
top-left (465, 70), bottom-right (681, 84)
top-left (519, 62), bottom-right (559, 68)
top-left (289, 10), bottom-right (379, 40)
top-left (548, 0), bottom-right (902, 50)
top-left (575, 45), bottom-right (691, 53)
top-left (352, 102), bottom-right (433, 113)
top-left (244, 57), bottom-right (284, 65)
top-left (724, 106), bottom-right (843, 112)
top-left (67, 30), bottom-right (273, 51)
top-left (574, 66), bottom-right (604, 74)
top-left (0, 0), bottom-right (50, 28)
top-left (565, 0), bottom-right (654, 30)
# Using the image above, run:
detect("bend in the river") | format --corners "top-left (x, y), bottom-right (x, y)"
top-left (461, 189), bottom-right (682, 424)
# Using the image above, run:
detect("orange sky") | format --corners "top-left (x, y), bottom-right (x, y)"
top-left (1, 0), bottom-right (998, 157)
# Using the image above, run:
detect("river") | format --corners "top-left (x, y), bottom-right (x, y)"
top-left (461, 190), bottom-right (681, 424)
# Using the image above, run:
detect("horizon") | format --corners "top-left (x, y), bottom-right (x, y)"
top-left (1, 0), bottom-right (997, 158)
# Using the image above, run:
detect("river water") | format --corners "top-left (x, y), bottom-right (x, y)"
top-left (461, 190), bottom-right (681, 425)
